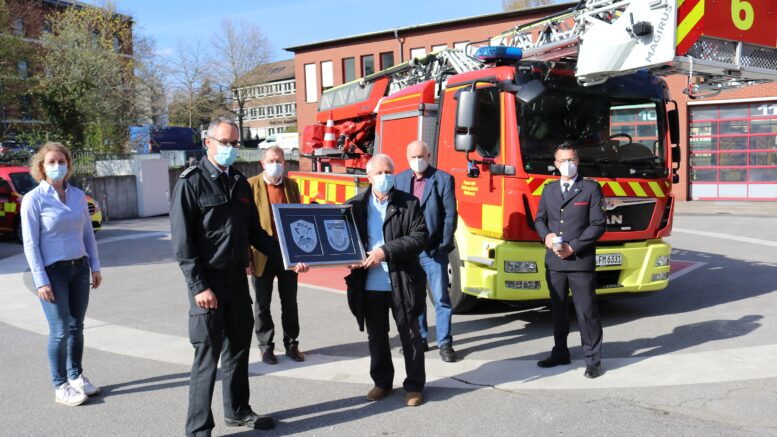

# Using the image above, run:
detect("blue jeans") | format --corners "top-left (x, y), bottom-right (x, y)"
top-left (39, 260), bottom-right (91, 387)
top-left (418, 252), bottom-right (453, 346)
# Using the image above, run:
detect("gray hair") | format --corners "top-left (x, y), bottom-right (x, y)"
top-left (366, 154), bottom-right (395, 174)
top-left (207, 116), bottom-right (238, 137)
top-left (262, 145), bottom-right (285, 160)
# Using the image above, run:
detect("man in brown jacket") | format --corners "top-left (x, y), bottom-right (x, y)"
top-left (247, 145), bottom-right (306, 365)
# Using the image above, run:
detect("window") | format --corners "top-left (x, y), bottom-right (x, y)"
top-left (19, 95), bottom-right (32, 120)
top-left (284, 103), bottom-right (293, 114)
top-left (380, 52), bottom-right (394, 70)
top-left (113, 35), bottom-right (121, 52)
top-left (321, 61), bottom-right (334, 91)
top-left (275, 104), bottom-right (283, 116)
top-left (453, 41), bottom-right (469, 51)
top-left (471, 88), bottom-right (501, 159)
top-left (304, 63), bottom-right (317, 103)
top-left (267, 106), bottom-right (275, 116)
top-left (361, 55), bottom-right (375, 77)
top-left (432, 44), bottom-right (448, 53)
top-left (268, 128), bottom-right (275, 136)
top-left (258, 107), bottom-right (265, 117)
top-left (410, 47), bottom-right (426, 59)
top-left (13, 17), bottom-right (24, 36)
top-left (18, 60), bottom-right (28, 79)
top-left (343, 57), bottom-right (355, 83)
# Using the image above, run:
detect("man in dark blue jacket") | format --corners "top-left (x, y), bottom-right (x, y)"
top-left (534, 142), bottom-right (607, 378)
top-left (396, 140), bottom-right (458, 362)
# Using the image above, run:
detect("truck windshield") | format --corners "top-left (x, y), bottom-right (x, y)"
top-left (517, 90), bottom-right (667, 179)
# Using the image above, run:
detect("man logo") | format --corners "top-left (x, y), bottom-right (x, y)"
top-left (324, 220), bottom-right (350, 252)
top-left (290, 220), bottom-right (317, 253)
top-left (607, 214), bottom-right (624, 225)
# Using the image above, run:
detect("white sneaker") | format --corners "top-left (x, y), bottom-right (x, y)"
top-left (68, 374), bottom-right (100, 396)
top-left (55, 383), bottom-right (87, 406)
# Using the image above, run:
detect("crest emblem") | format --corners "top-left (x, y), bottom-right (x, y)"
top-left (324, 220), bottom-right (350, 252)
top-left (290, 220), bottom-right (317, 253)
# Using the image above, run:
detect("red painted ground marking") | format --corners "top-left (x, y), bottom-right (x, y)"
top-left (299, 266), bottom-right (349, 292)
top-left (670, 260), bottom-right (697, 274)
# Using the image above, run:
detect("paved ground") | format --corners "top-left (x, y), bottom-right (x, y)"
top-left (1, 202), bottom-right (776, 436)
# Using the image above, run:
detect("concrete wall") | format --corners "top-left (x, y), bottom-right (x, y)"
top-left (86, 176), bottom-right (138, 220)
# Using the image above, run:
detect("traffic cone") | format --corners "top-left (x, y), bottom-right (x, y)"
top-left (323, 111), bottom-right (336, 149)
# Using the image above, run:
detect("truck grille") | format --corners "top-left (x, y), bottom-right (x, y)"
top-left (604, 197), bottom-right (656, 232)
top-left (595, 270), bottom-right (621, 289)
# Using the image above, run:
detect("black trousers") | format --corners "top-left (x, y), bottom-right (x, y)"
top-left (545, 269), bottom-right (603, 366)
top-left (363, 291), bottom-right (425, 392)
top-left (186, 274), bottom-right (254, 437)
top-left (252, 262), bottom-right (299, 351)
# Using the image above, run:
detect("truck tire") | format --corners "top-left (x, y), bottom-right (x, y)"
top-left (448, 247), bottom-right (476, 313)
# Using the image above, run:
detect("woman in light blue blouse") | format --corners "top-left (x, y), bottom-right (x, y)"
top-left (21, 142), bottom-right (103, 407)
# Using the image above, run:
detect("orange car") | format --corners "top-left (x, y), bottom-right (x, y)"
top-left (0, 165), bottom-right (102, 242)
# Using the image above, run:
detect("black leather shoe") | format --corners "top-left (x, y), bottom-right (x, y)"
top-left (584, 363), bottom-right (605, 379)
top-left (261, 349), bottom-right (277, 365)
top-left (537, 355), bottom-right (571, 368)
top-left (225, 411), bottom-right (276, 430)
top-left (439, 344), bottom-right (457, 363)
top-left (285, 344), bottom-right (305, 362)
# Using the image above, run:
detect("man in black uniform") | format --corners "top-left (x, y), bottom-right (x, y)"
top-left (171, 117), bottom-right (307, 436)
top-left (534, 142), bottom-right (607, 378)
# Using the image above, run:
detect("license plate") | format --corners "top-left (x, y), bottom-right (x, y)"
top-left (596, 253), bottom-right (623, 267)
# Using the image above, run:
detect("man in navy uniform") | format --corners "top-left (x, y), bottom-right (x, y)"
top-left (534, 142), bottom-right (606, 378)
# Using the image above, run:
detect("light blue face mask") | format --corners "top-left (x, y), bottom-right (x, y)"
top-left (372, 173), bottom-right (395, 194)
top-left (214, 143), bottom-right (238, 167)
top-left (45, 164), bottom-right (68, 181)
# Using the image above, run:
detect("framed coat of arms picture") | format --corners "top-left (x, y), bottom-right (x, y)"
top-left (272, 204), bottom-right (366, 269)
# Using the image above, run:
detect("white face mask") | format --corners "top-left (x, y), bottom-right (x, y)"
top-left (264, 162), bottom-right (284, 180)
top-left (409, 157), bottom-right (428, 173)
top-left (559, 160), bottom-right (578, 178)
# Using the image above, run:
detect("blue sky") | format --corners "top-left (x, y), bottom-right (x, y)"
top-left (110, 0), bottom-right (516, 61)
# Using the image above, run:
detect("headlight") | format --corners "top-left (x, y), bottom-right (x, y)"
top-left (504, 261), bottom-right (538, 273)
top-left (651, 272), bottom-right (669, 281)
top-left (505, 280), bottom-right (541, 290)
top-left (655, 255), bottom-right (670, 267)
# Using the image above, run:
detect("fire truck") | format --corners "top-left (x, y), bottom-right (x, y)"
top-left (294, 0), bottom-right (777, 311)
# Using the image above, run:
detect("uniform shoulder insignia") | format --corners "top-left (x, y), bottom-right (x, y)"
top-left (179, 166), bottom-right (198, 179)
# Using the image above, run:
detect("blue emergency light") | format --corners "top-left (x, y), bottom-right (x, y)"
top-left (474, 46), bottom-right (524, 63)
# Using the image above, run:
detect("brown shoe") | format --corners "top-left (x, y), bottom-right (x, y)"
top-left (366, 386), bottom-right (392, 401)
top-left (285, 344), bottom-right (305, 362)
top-left (261, 349), bottom-right (277, 365)
top-left (405, 392), bottom-right (423, 407)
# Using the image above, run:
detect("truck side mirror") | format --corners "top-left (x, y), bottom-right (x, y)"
top-left (516, 80), bottom-right (545, 104)
top-left (671, 144), bottom-right (681, 167)
top-left (668, 108), bottom-right (680, 145)
top-left (454, 90), bottom-right (478, 153)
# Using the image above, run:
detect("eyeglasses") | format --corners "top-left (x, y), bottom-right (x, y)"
top-left (208, 136), bottom-right (239, 147)
top-left (555, 159), bottom-right (578, 164)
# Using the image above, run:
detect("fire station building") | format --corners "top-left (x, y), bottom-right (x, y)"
top-left (285, 4), bottom-right (777, 202)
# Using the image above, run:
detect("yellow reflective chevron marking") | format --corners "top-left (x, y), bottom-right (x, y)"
top-left (629, 181), bottom-right (648, 197)
top-left (677, 0), bottom-right (704, 48)
top-left (608, 181), bottom-right (627, 196)
top-left (648, 182), bottom-right (665, 198)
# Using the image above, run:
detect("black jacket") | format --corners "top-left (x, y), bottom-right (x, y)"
top-left (395, 166), bottom-right (458, 257)
top-left (170, 158), bottom-right (280, 298)
top-left (344, 187), bottom-right (429, 331)
top-left (534, 176), bottom-right (606, 271)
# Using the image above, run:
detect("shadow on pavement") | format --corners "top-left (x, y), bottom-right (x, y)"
top-left (99, 372), bottom-right (190, 397)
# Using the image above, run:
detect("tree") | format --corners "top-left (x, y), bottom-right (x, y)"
top-left (34, 2), bottom-right (157, 151)
top-left (0, 0), bottom-right (41, 139)
top-left (502, 0), bottom-right (554, 10)
top-left (169, 39), bottom-right (208, 128)
top-left (167, 78), bottom-right (227, 128)
top-left (211, 18), bottom-right (272, 145)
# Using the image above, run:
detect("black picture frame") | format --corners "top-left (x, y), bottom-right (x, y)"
top-left (272, 203), bottom-right (366, 269)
